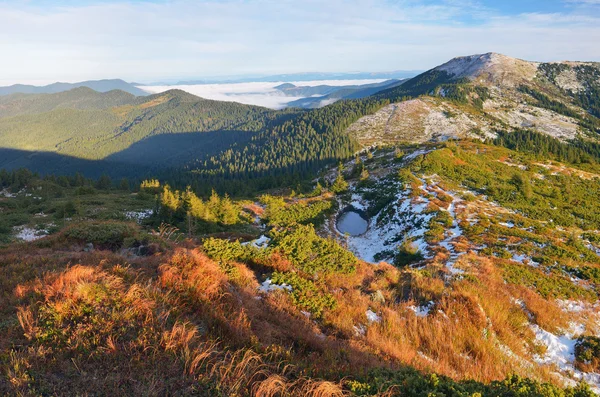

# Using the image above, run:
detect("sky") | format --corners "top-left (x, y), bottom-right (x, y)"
top-left (1, 0), bottom-right (600, 85)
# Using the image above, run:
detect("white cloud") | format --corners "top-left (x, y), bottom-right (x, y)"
top-left (0, 0), bottom-right (598, 84)
top-left (140, 79), bottom-right (386, 109)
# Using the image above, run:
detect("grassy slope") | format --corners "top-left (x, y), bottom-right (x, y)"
top-left (1, 141), bottom-right (599, 395)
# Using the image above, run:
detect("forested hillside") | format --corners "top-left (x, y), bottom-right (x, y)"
top-left (1, 53), bottom-right (600, 197)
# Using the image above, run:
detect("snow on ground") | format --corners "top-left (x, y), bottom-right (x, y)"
top-left (13, 225), bottom-right (51, 241)
top-left (0, 189), bottom-right (17, 198)
top-left (242, 235), bottom-right (271, 249)
top-left (125, 209), bottom-right (153, 223)
top-left (532, 324), bottom-right (600, 392)
top-left (409, 301), bottom-right (435, 317)
top-left (557, 300), bottom-right (588, 313)
top-left (366, 309), bottom-right (381, 323)
top-left (353, 324), bottom-right (367, 337)
top-left (350, 194), bottom-right (367, 211)
top-left (585, 242), bottom-right (600, 257)
top-left (344, 181), bottom-right (434, 263)
top-left (511, 253), bottom-right (539, 267)
top-left (258, 278), bottom-right (292, 294)
top-left (437, 193), bottom-right (466, 274)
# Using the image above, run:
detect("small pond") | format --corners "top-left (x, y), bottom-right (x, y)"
top-left (336, 208), bottom-right (369, 236)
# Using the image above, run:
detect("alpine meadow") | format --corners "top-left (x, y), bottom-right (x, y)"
top-left (2, 1), bottom-right (600, 396)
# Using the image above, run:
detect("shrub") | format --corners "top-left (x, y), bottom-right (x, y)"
top-left (64, 221), bottom-right (139, 250)
top-left (575, 336), bottom-right (600, 371)
top-left (202, 237), bottom-right (262, 264)
top-left (271, 272), bottom-right (336, 318)
top-left (394, 240), bottom-right (424, 267)
top-left (501, 263), bottom-right (596, 301)
top-left (271, 224), bottom-right (356, 275)
top-left (263, 196), bottom-right (333, 227)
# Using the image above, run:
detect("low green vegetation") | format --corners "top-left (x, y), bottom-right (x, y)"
top-left (261, 195), bottom-right (334, 227)
top-left (351, 370), bottom-right (596, 397)
top-left (501, 262), bottom-right (597, 301)
top-left (63, 221), bottom-right (154, 251)
top-left (0, 169), bottom-right (155, 245)
top-left (575, 336), bottom-right (600, 371)
top-left (271, 225), bottom-right (357, 275)
top-left (271, 272), bottom-right (337, 318)
top-left (415, 141), bottom-right (600, 230)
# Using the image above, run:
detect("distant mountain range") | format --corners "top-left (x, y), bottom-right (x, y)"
top-left (281, 79), bottom-right (407, 109)
top-left (1, 53), bottom-right (599, 190)
top-left (0, 79), bottom-right (147, 97)
top-left (148, 71), bottom-right (421, 86)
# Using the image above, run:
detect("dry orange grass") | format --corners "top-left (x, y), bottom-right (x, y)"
top-left (4, 246), bottom-right (374, 396)
top-left (0, 218), bottom-right (586, 395)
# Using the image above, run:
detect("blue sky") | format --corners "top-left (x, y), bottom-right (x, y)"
top-left (1, 0), bottom-right (599, 84)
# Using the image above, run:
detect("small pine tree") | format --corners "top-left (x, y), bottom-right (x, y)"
top-left (312, 182), bottom-right (323, 196)
top-left (119, 178), bottom-right (130, 191)
top-left (331, 172), bottom-right (348, 193)
top-left (360, 168), bottom-right (370, 181)
top-left (96, 174), bottom-right (112, 190)
top-left (394, 148), bottom-right (405, 160)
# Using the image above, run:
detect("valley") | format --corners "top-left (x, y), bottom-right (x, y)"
top-left (1, 52), bottom-right (600, 396)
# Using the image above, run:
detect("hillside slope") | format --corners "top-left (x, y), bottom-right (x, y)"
top-left (0, 78), bottom-right (148, 97)
top-left (0, 87), bottom-right (138, 118)
top-left (1, 53), bottom-right (599, 196)
top-left (348, 53), bottom-right (600, 146)
top-left (1, 136), bottom-right (599, 395)
top-left (0, 89), bottom-right (282, 174)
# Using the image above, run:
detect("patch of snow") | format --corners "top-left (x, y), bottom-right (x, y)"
top-left (585, 243), bottom-right (600, 257)
top-left (353, 324), bottom-right (367, 337)
top-left (558, 300), bottom-right (587, 313)
top-left (242, 235), bottom-right (271, 249)
top-left (0, 189), bottom-right (17, 198)
top-left (500, 221), bottom-right (515, 228)
top-left (13, 225), bottom-right (49, 241)
top-left (125, 209), bottom-right (153, 223)
top-left (511, 253), bottom-right (539, 267)
top-left (532, 324), bottom-right (576, 370)
top-left (532, 324), bottom-right (600, 392)
top-left (366, 309), bottom-right (381, 323)
top-left (409, 301), bottom-right (435, 317)
top-left (350, 194), bottom-right (367, 211)
top-left (258, 278), bottom-right (292, 294)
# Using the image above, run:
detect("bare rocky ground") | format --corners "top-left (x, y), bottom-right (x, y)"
top-left (346, 53), bottom-right (596, 147)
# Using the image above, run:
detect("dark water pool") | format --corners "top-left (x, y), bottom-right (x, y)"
top-left (336, 210), bottom-right (369, 236)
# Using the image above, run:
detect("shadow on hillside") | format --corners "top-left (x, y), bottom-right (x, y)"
top-left (0, 130), bottom-right (256, 178)
top-left (105, 130), bottom-right (254, 166)
top-left (0, 148), bottom-right (151, 179)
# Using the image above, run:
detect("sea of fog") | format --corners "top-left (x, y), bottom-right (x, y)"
top-left (138, 79), bottom-right (386, 109)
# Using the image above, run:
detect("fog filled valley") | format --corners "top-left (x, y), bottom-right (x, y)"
top-left (2, 52), bottom-right (600, 396)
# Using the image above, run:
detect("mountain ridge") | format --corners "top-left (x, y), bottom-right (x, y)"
top-left (0, 78), bottom-right (148, 97)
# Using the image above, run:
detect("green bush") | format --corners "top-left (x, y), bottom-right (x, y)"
top-left (64, 221), bottom-right (138, 250)
top-left (351, 368), bottom-right (596, 397)
top-left (575, 336), bottom-right (600, 371)
top-left (263, 196), bottom-right (333, 227)
top-left (270, 272), bottom-right (336, 318)
top-left (271, 224), bottom-right (356, 275)
top-left (502, 263), bottom-right (597, 301)
top-left (202, 237), bottom-right (263, 264)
